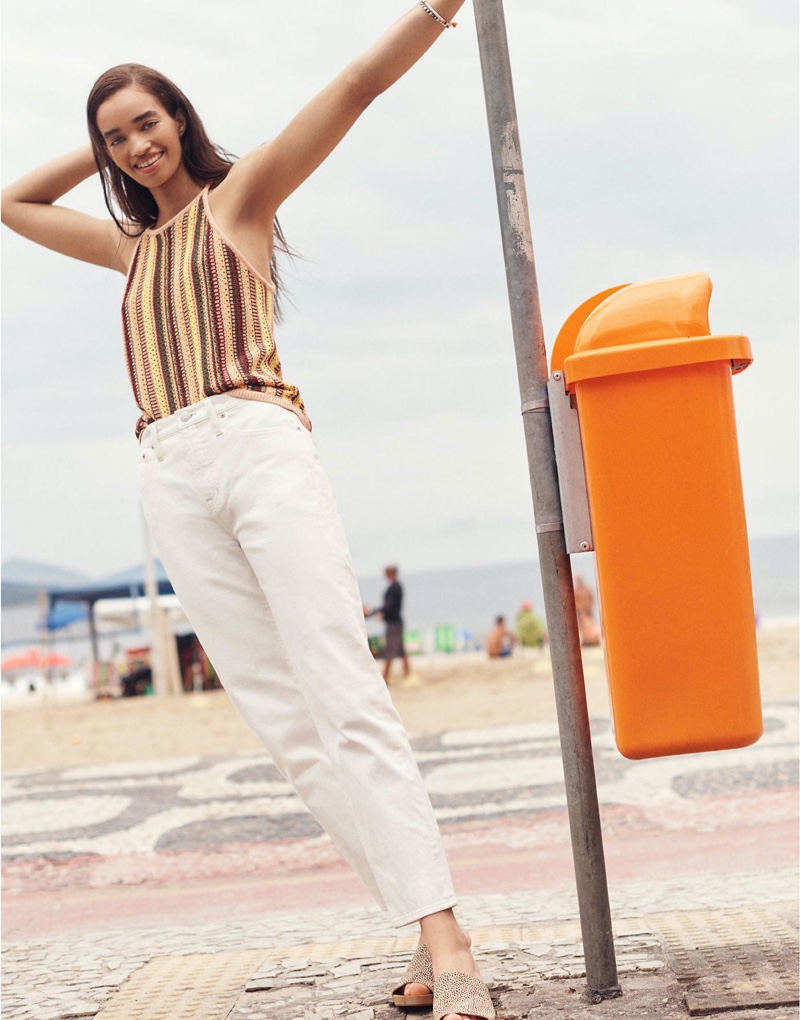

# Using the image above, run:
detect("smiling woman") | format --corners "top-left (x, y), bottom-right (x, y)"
top-left (0, 4), bottom-right (499, 1020)
top-left (85, 66), bottom-right (295, 322)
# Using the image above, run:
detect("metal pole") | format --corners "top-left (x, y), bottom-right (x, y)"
top-left (87, 602), bottom-right (100, 670)
top-left (472, 0), bottom-right (620, 999)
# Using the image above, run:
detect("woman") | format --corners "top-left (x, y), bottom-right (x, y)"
top-left (2, 3), bottom-right (496, 1019)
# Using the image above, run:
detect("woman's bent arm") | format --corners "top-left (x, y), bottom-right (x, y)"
top-left (1, 146), bottom-right (129, 271)
top-left (216, 1), bottom-right (465, 231)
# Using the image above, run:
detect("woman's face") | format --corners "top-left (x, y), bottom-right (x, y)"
top-left (95, 85), bottom-right (186, 188)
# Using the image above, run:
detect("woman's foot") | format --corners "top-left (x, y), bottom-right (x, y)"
top-left (401, 982), bottom-right (433, 998)
top-left (395, 933), bottom-right (482, 1017)
top-left (391, 940), bottom-right (433, 1007)
top-left (419, 911), bottom-right (492, 1020)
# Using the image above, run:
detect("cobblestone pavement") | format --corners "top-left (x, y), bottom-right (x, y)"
top-left (3, 702), bottom-right (798, 1019)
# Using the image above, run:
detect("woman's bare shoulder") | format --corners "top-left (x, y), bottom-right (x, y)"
top-left (112, 221), bottom-right (146, 273)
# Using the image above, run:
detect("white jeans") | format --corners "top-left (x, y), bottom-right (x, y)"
top-left (138, 394), bottom-right (456, 926)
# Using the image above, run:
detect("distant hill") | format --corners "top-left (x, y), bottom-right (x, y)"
top-left (1, 557), bottom-right (170, 608)
top-left (2, 559), bottom-right (90, 588)
top-left (1, 560), bottom-right (92, 607)
top-left (99, 561), bottom-right (172, 586)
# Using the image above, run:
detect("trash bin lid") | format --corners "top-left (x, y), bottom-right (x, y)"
top-left (553, 273), bottom-right (752, 386)
top-left (565, 333), bottom-right (752, 385)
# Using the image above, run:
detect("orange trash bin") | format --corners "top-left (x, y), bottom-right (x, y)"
top-left (551, 272), bottom-right (762, 759)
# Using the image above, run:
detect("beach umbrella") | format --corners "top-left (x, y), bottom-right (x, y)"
top-left (1, 648), bottom-right (72, 672)
top-left (36, 603), bottom-right (88, 631)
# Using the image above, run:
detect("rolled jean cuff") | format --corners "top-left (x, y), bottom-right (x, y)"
top-left (393, 894), bottom-right (459, 929)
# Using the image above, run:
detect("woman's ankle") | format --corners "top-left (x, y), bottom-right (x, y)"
top-left (419, 910), bottom-right (474, 963)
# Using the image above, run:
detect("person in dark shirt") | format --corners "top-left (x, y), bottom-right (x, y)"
top-left (368, 565), bottom-right (411, 684)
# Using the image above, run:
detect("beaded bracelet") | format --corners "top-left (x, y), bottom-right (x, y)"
top-left (418, 1), bottom-right (458, 28)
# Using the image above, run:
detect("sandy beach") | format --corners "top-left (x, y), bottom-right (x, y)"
top-left (2, 620), bottom-right (796, 773)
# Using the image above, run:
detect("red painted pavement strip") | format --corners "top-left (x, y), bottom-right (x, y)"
top-left (1, 866), bottom-right (373, 939)
top-left (3, 817), bottom-right (795, 940)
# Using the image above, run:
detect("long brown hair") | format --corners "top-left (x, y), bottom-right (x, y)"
top-left (87, 63), bottom-right (293, 318)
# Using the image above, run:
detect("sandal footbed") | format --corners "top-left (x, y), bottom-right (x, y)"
top-left (391, 991), bottom-right (435, 1007)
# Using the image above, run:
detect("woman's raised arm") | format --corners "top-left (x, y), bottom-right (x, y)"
top-left (1, 146), bottom-right (131, 272)
top-left (214, 1), bottom-right (465, 231)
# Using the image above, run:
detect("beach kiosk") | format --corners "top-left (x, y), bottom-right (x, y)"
top-left (549, 272), bottom-right (762, 759)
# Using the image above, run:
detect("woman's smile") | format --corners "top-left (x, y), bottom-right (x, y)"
top-left (133, 151), bottom-right (164, 173)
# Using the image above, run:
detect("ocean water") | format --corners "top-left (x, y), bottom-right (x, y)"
top-left (2, 534), bottom-right (797, 663)
top-left (359, 532), bottom-right (799, 643)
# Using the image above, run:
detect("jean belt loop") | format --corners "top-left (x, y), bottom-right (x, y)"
top-left (207, 396), bottom-right (224, 437)
top-left (152, 422), bottom-right (165, 462)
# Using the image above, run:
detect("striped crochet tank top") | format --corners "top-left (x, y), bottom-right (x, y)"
top-left (122, 186), bottom-right (309, 438)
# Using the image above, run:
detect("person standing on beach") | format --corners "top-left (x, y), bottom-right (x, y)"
top-left (366, 565), bottom-right (411, 685)
top-left (515, 601), bottom-right (546, 649)
top-left (1, 4), bottom-right (497, 1018)
top-left (574, 576), bottom-right (600, 647)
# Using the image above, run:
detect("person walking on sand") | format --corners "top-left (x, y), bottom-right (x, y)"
top-left (1, 5), bottom-right (496, 1018)
top-left (366, 565), bottom-right (411, 685)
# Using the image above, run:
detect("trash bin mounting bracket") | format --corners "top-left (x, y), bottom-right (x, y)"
top-left (546, 372), bottom-right (595, 554)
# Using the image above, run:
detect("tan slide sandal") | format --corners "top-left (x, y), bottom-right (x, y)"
top-left (433, 971), bottom-right (496, 1019)
top-left (391, 942), bottom-right (434, 1008)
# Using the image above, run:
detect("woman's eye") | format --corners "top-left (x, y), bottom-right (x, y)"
top-left (109, 136), bottom-right (123, 147)
top-left (143, 120), bottom-right (158, 130)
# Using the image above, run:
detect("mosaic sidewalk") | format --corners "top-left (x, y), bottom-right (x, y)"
top-left (3, 703), bottom-right (798, 1019)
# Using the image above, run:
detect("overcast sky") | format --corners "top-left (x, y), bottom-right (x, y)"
top-left (2, 0), bottom-right (797, 581)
